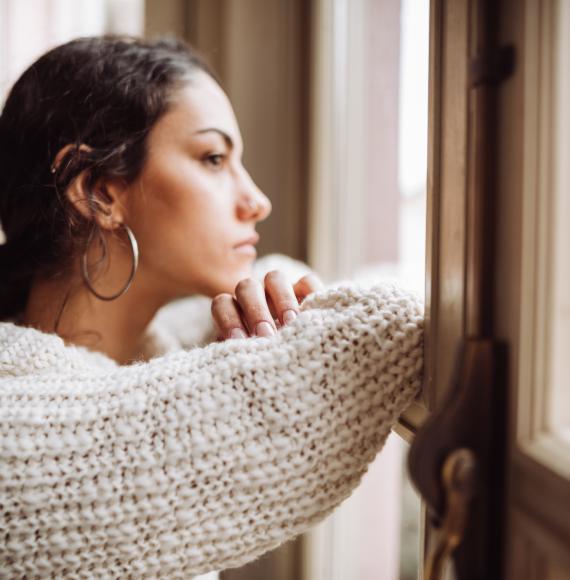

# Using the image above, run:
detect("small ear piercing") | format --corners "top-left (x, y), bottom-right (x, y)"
top-left (50, 165), bottom-right (57, 174)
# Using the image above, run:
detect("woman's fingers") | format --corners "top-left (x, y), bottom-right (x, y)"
top-left (211, 293), bottom-right (248, 340)
top-left (293, 273), bottom-right (324, 303)
top-left (264, 270), bottom-right (301, 326)
top-left (212, 270), bottom-right (325, 341)
top-left (234, 278), bottom-right (277, 337)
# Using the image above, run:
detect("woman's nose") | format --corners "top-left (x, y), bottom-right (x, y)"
top-left (237, 174), bottom-right (272, 222)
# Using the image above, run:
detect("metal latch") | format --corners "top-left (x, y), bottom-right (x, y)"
top-left (425, 449), bottom-right (477, 580)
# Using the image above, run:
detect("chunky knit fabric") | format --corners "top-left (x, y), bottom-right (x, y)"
top-left (0, 254), bottom-right (423, 579)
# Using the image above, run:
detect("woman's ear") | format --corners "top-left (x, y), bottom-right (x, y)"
top-left (65, 173), bottom-right (127, 230)
top-left (52, 143), bottom-right (127, 230)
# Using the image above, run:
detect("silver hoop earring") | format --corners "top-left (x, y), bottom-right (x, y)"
top-left (81, 223), bottom-right (139, 301)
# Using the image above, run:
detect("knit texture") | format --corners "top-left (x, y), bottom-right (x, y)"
top-left (0, 254), bottom-right (424, 579)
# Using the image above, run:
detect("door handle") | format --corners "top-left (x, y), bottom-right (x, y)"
top-left (424, 449), bottom-right (477, 580)
top-left (408, 339), bottom-right (506, 579)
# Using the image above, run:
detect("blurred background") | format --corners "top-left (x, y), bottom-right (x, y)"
top-left (0, 0), bottom-right (428, 578)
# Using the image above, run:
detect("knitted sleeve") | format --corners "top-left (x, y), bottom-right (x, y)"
top-left (0, 282), bottom-right (423, 579)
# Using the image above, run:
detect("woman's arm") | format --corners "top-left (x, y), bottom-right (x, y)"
top-left (0, 282), bottom-right (423, 578)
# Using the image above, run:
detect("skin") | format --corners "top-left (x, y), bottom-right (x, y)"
top-left (22, 71), bottom-right (322, 364)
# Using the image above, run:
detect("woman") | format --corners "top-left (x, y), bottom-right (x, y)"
top-left (0, 36), bottom-right (423, 578)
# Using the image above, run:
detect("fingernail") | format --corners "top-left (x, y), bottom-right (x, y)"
top-left (255, 321), bottom-right (275, 337)
top-left (230, 328), bottom-right (247, 339)
top-left (283, 309), bottom-right (297, 325)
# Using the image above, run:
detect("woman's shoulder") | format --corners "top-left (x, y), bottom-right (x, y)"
top-left (0, 321), bottom-right (118, 380)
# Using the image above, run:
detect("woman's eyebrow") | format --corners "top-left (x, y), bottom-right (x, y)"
top-left (192, 127), bottom-right (234, 149)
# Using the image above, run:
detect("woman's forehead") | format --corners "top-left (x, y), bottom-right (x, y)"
top-left (168, 75), bottom-right (238, 134)
top-left (146, 76), bottom-right (242, 152)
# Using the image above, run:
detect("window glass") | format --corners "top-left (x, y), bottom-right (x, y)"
top-left (354, 0), bottom-right (428, 295)
top-left (307, 0), bottom-right (429, 577)
top-left (547, 1), bottom-right (570, 445)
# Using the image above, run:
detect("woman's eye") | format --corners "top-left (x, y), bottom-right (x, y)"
top-left (203, 153), bottom-right (226, 169)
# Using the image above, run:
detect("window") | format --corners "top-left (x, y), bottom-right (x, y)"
top-left (516, 0), bottom-right (570, 503)
top-left (306, 0), bottom-right (429, 577)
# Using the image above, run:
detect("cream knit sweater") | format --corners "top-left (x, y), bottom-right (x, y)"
top-left (0, 254), bottom-right (423, 579)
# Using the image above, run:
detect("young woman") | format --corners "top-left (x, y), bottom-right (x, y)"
top-left (0, 36), bottom-right (423, 578)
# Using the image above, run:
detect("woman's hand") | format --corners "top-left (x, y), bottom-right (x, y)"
top-left (211, 270), bottom-right (324, 340)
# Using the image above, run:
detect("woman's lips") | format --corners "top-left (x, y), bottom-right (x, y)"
top-left (234, 244), bottom-right (257, 256)
top-left (233, 233), bottom-right (259, 256)
top-left (234, 233), bottom-right (260, 248)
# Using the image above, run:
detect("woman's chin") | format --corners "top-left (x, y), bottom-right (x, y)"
top-left (173, 258), bottom-right (256, 298)
top-left (206, 270), bottom-right (254, 297)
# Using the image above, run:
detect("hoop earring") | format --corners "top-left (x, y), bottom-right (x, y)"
top-left (81, 223), bottom-right (139, 301)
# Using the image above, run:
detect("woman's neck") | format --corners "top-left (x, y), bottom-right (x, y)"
top-left (21, 261), bottom-right (168, 365)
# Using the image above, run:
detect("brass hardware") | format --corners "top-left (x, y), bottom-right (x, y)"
top-left (424, 448), bottom-right (477, 580)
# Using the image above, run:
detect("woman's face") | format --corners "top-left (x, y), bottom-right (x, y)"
top-left (122, 72), bottom-right (272, 300)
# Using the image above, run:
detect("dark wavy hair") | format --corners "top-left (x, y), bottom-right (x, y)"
top-left (0, 35), bottom-right (215, 321)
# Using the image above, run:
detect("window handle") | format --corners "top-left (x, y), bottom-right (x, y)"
top-left (408, 339), bottom-right (507, 579)
top-left (424, 449), bottom-right (476, 580)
